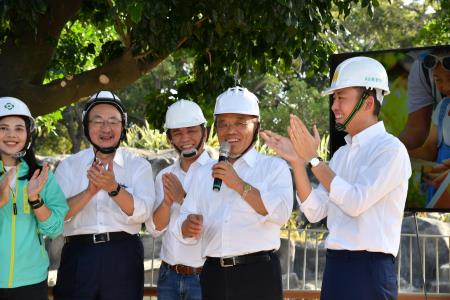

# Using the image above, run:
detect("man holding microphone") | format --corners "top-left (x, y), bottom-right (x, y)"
top-left (174, 87), bottom-right (293, 300)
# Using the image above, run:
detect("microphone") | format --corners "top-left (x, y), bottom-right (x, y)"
top-left (213, 142), bottom-right (231, 191)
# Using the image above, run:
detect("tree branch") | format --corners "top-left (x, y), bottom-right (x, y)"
top-left (106, 0), bottom-right (132, 48)
top-left (0, 0), bottom-right (83, 85)
top-left (17, 49), bottom-right (165, 116)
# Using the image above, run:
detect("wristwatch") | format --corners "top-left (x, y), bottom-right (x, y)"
top-left (308, 156), bottom-right (323, 168)
top-left (242, 183), bottom-right (252, 199)
top-left (28, 195), bottom-right (44, 209)
top-left (108, 183), bottom-right (121, 197)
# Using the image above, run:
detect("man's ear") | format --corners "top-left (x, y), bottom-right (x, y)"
top-left (203, 126), bottom-right (209, 142)
top-left (166, 130), bottom-right (173, 146)
top-left (364, 95), bottom-right (375, 112)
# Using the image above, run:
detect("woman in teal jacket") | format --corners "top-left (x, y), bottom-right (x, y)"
top-left (0, 97), bottom-right (68, 300)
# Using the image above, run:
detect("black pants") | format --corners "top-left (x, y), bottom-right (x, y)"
top-left (0, 279), bottom-right (48, 300)
top-left (53, 235), bottom-right (144, 300)
top-left (321, 249), bottom-right (398, 300)
top-left (200, 251), bottom-right (283, 300)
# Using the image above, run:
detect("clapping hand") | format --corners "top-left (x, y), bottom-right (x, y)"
top-left (87, 160), bottom-right (117, 193)
top-left (260, 130), bottom-right (300, 164)
top-left (162, 173), bottom-right (185, 206)
top-left (28, 163), bottom-right (49, 200)
top-left (288, 114), bottom-right (321, 161)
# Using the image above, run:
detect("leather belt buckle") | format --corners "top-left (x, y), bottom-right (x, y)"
top-left (93, 232), bottom-right (110, 244)
top-left (220, 256), bottom-right (236, 267)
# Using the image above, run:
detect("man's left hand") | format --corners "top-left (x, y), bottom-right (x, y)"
top-left (87, 160), bottom-right (117, 193)
top-left (162, 173), bottom-right (185, 204)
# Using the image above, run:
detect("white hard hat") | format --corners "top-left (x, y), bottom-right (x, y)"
top-left (0, 97), bottom-right (35, 131)
top-left (214, 86), bottom-right (260, 118)
top-left (164, 99), bottom-right (207, 131)
top-left (323, 56), bottom-right (390, 103)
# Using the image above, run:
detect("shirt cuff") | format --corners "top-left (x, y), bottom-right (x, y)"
top-left (124, 194), bottom-right (150, 223)
top-left (145, 217), bottom-right (167, 237)
top-left (38, 212), bottom-right (64, 238)
top-left (299, 189), bottom-right (319, 211)
top-left (253, 183), bottom-right (286, 224)
top-left (171, 216), bottom-right (199, 245)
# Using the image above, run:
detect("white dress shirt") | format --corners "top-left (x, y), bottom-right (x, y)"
top-left (146, 151), bottom-right (213, 267)
top-left (174, 148), bottom-right (293, 258)
top-left (55, 147), bottom-right (155, 236)
top-left (300, 122), bottom-right (411, 256)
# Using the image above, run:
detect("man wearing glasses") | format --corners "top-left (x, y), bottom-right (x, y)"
top-left (400, 47), bottom-right (450, 149)
top-left (53, 91), bottom-right (155, 300)
top-left (174, 87), bottom-right (293, 300)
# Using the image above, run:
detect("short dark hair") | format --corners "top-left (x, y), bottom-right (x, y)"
top-left (357, 87), bottom-right (381, 116)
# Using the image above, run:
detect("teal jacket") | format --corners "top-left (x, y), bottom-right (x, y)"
top-left (0, 160), bottom-right (68, 288)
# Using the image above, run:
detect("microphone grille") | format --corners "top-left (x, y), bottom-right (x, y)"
top-left (219, 141), bottom-right (231, 156)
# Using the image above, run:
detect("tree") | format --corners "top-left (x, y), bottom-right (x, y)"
top-left (331, 0), bottom-right (439, 52)
top-left (0, 0), bottom-right (377, 117)
top-left (418, 0), bottom-right (450, 45)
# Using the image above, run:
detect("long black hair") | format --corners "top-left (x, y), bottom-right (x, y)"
top-left (0, 116), bottom-right (41, 181)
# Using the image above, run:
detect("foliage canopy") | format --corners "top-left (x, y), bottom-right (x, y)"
top-left (0, 0), bottom-right (377, 116)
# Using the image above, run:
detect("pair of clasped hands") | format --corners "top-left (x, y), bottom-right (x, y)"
top-left (182, 114), bottom-right (320, 239)
top-left (86, 159), bottom-right (118, 195)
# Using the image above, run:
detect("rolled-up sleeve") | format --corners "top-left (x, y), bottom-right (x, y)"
top-left (329, 145), bottom-right (411, 217)
top-left (257, 159), bottom-right (293, 226)
top-left (299, 184), bottom-right (329, 223)
top-left (123, 159), bottom-right (154, 224)
top-left (145, 171), bottom-right (166, 237)
top-left (38, 172), bottom-right (69, 239)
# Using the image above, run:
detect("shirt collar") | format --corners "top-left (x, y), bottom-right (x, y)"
top-left (196, 150), bottom-right (212, 166)
top-left (174, 150), bottom-right (211, 171)
top-left (237, 148), bottom-right (257, 168)
top-left (344, 121), bottom-right (386, 147)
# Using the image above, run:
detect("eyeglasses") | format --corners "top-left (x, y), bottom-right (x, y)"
top-left (89, 118), bottom-right (122, 129)
top-left (216, 120), bottom-right (257, 130)
top-left (422, 54), bottom-right (450, 72)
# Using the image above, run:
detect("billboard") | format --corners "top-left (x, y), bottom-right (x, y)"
top-left (329, 45), bottom-right (450, 211)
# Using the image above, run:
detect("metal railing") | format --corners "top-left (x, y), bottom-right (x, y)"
top-left (47, 223), bottom-right (450, 299)
top-left (275, 227), bottom-right (450, 296)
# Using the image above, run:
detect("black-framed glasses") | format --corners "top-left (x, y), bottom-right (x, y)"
top-left (422, 54), bottom-right (450, 72)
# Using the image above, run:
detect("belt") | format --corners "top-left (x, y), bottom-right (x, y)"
top-left (161, 261), bottom-right (202, 275)
top-left (64, 231), bottom-right (135, 244)
top-left (207, 250), bottom-right (273, 268)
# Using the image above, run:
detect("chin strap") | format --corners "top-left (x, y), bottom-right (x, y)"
top-left (335, 91), bottom-right (369, 132)
top-left (92, 141), bottom-right (120, 154)
top-left (12, 137), bottom-right (32, 158)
